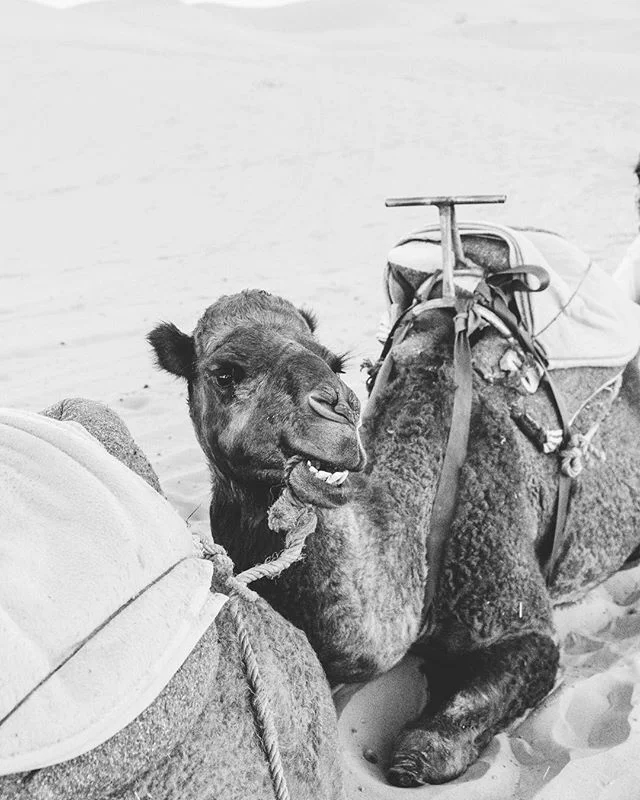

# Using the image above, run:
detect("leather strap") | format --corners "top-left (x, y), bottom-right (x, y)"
top-left (420, 299), bottom-right (475, 638)
top-left (543, 473), bottom-right (572, 582)
top-left (473, 290), bottom-right (576, 578)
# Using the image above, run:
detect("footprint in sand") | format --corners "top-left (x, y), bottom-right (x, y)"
top-left (512, 674), bottom-right (633, 794)
top-left (559, 678), bottom-right (632, 751)
top-left (563, 631), bottom-right (603, 655)
top-left (606, 610), bottom-right (640, 641)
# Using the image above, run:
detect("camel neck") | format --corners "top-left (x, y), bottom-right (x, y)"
top-left (208, 469), bottom-right (284, 571)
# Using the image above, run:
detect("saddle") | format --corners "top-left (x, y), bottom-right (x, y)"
top-left (386, 221), bottom-right (640, 370)
top-left (0, 410), bottom-right (227, 776)
top-left (382, 222), bottom-right (640, 432)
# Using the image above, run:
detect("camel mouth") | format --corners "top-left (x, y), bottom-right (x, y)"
top-left (304, 459), bottom-right (350, 486)
top-left (286, 458), bottom-right (354, 508)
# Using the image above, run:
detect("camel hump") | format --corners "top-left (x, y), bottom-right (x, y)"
top-left (386, 222), bottom-right (640, 370)
top-left (0, 409), bottom-right (227, 777)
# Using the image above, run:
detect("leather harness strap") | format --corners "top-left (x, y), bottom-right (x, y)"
top-left (421, 298), bottom-right (475, 637)
top-left (475, 277), bottom-right (576, 582)
top-left (370, 266), bottom-right (576, 639)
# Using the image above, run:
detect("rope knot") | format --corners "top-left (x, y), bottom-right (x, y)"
top-left (199, 482), bottom-right (319, 607)
top-left (560, 435), bottom-right (584, 478)
top-left (267, 487), bottom-right (315, 542)
top-left (454, 309), bottom-right (469, 334)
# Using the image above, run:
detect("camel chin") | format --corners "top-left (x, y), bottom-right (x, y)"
top-left (287, 458), bottom-right (353, 508)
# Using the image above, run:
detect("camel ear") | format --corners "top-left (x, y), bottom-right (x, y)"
top-left (147, 322), bottom-right (195, 380)
top-left (386, 262), bottom-right (428, 311)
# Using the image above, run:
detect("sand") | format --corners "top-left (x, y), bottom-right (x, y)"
top-left (2, 0), bottom-right (640, 796)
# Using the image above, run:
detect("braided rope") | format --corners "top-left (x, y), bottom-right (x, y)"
top-left (202, 486), bottom-right (317, 800)
top-left (228, 596), bottom-right (291, 800)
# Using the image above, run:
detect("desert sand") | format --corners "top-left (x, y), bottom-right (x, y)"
top-left (2, 0), bottom-right (640, 797)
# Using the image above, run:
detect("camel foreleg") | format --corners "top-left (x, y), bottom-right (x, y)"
top-left (387, 631), bottom-right (559, 786)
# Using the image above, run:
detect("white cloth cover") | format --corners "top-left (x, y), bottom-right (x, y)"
top-left (0, 409), bottom-right (227, 776)
top-left (614, 233), bottom-right (640, 304)
top-left (387, 222), bottom-right (640, 370)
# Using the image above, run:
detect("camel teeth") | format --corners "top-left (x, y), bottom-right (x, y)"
top-left (305, 462), bottom-right (348, 485)
top-left (326, 470), bottom-right (349, 485)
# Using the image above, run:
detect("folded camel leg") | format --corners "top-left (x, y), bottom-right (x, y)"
top-left (40, 397), bottom-right (162, 493)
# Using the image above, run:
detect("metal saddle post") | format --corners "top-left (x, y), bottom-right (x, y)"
top-left (385, 194), bottom-right (507, 300)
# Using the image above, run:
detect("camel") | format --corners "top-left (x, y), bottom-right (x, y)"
top-left (148, 175), bottom-right (640, 788)
top-left (0, 399), bottom-right (344, 800)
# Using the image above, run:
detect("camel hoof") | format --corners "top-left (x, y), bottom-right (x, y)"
top-left (387, 757), bottom-right (426, 787)
top-left (388, 728), bottom-right (477, 785)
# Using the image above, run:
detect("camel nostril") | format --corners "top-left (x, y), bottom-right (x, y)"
top-left (308, 391), bottom-right (352, 424)
top-left (345, 387), bottom-right (361, 417)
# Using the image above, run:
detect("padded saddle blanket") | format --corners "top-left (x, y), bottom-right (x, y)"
top-left (0, 409), bottom-right (227, 776)
top-left (387, 222), bottom-right (640, 370)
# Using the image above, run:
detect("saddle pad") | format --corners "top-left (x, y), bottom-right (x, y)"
top-left (387, 222), bottom-right (640, 370)
top-left (0, 409), bottom-right (227, 776)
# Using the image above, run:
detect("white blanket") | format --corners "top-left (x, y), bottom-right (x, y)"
top-left (0, 409), bottom-right (227, 776)
top-left (614, 233), bottom-right (640, 304)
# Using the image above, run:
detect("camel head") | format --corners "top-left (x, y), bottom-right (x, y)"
top-left (148, 290), bottom-right (365, 507)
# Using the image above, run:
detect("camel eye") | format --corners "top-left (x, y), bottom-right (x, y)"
top-left (214, 365), bottom-right (243, 388)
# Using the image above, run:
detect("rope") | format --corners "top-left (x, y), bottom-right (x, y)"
top-left (228, 596), bottom-right (291, 800)
top-left (568, 371), bottom-right (624, 427)
top-left (202, 485), bottom-right (317, 800)
top-left (560, 424), bottom-right (606, 479)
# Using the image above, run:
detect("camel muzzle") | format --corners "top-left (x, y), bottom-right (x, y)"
top-left (307, 389), bottom-right (358, 426)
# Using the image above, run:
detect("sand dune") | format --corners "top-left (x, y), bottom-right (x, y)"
top-left (2, 0), bottom-right (640, 796)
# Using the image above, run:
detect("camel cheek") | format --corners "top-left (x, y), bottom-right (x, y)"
top-left (218, 409), bottom-right (252, 454)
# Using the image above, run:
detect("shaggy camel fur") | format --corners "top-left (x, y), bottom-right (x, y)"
top-left (149, 198), bottom-right (640, 787)
top-left (0, 399), bottom-right (344, 800)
